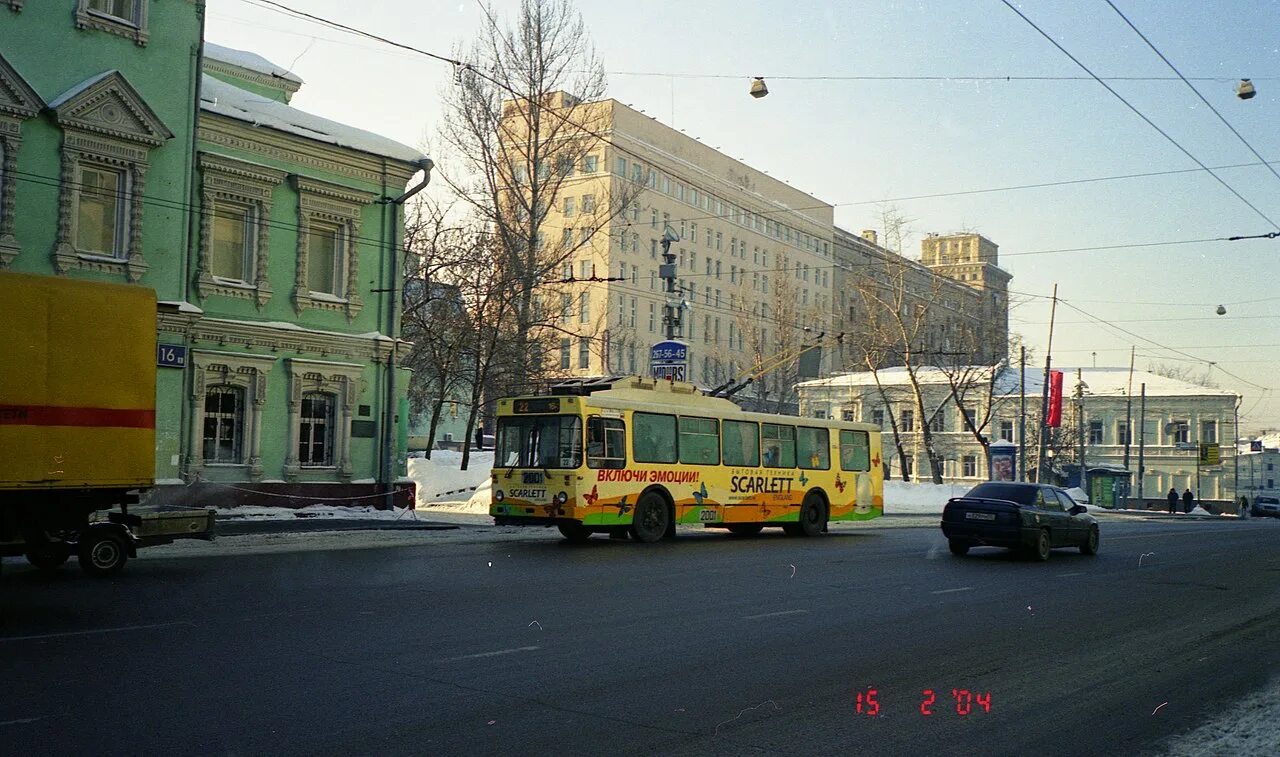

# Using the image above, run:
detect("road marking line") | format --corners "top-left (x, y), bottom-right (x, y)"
top-left (0, 621), bottom-right (194, 643)
top-left (743, 609), bottom-right (809, 620)
top-left (439, 645), bottom-right (541, 662)
top-left (1058, 572), bottom-right (1085, 577)
top-left (0, 717), bottom-right (44, 727)
top-left (931, 587), bottom-right (974, 595)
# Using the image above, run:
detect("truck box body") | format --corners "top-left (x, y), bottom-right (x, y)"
top-left (0, 271), bottom-right (156, 491)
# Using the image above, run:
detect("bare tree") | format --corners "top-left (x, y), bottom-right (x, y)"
top-left (1148, 361), bottom-right (1220, 389)
top-left (434, 0), bottom-right (639, 391)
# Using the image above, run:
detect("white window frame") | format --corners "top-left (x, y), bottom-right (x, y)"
top-left (0, 53), bottom-right (42, 265)
top-left (76, 0), bottom-right (149, 46)
top-left (196, 154), bottom-right (284, 307)
top-left (188, 350), bottom-right (275, 481)
top-left (284, 358), bottom-right (363, 480)
top-left (293, 177), bottom-right (373, 319)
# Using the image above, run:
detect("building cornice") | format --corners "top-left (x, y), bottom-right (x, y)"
top-left (190, 317), bottom-right (410, 362)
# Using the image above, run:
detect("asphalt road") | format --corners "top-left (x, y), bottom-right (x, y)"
top-left (2, 517), bottom-right (1278, 756)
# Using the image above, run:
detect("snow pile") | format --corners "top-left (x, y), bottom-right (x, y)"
top-left (1064, 487), bottom-right (1090, 504)
top-left (1187, 505), bottom-right (1217, 516)
top-left (216, 504), bottom-right (412, 521)
top-left (407, 450), bottom-right (494, 505)
top-left (882, 480), bottom-right (971, 514)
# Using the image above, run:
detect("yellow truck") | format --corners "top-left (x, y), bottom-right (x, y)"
top-left (0, 271), bottom-right (212, 576)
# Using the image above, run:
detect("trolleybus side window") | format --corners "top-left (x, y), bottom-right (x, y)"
top-left (633, 412), bottom-right (678, 463)
top-left (839, 429), bottom-right (871, 472)
top-left (587, 415), bottom-right (626, 469)
top-left (761, 423), bottom-right (796, 468)
top-left (678, 416), bottom-right (719, 465)
top-left (722, 420), bottom-right (760, 467)
top-left (797, 426), bottom-right (830, 470)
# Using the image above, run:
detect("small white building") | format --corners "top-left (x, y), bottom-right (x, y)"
top-left (1236, 434), bottom-right (1280, 497)
top-left (797, 366), bottom-right (1241, 503)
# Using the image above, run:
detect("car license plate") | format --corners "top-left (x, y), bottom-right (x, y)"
top-left (965, 512), bottom-right (997, 521)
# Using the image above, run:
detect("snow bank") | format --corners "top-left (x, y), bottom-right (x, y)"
top-left (407, 451), bottom-right (494, 505)
top-left (1065, 487), bottom-right (1090, 504)
top-left (882, 480), bottom-right (971, 514)
top-left (216, 504), bottom-right (413, 521)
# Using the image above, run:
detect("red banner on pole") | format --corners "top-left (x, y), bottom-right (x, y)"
top-left (1047, 370), bottom-right (1064, 428)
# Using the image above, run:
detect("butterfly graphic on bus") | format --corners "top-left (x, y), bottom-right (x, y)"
top-left (615, 495), bottom-right (631, 517)
top-left (583, 485), bottom-right (600, 506)
top-left (834, 474), bottom-right (846, 493)
top-left (691, 482), bottom-right (709, 505)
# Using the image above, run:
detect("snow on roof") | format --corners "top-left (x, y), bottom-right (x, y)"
top-left (47, 70), bottom-right (117, 109)
top-left (200, 75), bottom-right (427, 165)
top-left (204, 42), bottom-right (303, 85)
top-left (799, 365), bottom-right (1237, 398)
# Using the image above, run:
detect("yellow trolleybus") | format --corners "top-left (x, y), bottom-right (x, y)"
top-left (490, 376), bottom-right (884, 542)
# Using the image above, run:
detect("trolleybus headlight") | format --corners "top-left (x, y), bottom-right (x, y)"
top-left (494, 490), bottom-right (505, 503)
top-left (555, 491), bottom-right (568, 505)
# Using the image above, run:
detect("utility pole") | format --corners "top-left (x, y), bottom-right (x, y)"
top-left (1137, 382), bottom-right (1147, 505)
top-left (1122, 345), bottom-right (1134, 480)
top-left (1234, 398), bottom-right (1241, 513)
top-left (1077, 368), bottom-right (1087, 499)
top-left (1018, 345), bottom-right (1026, 482)
top-left (1036, 284), bottom-right (1059, 482)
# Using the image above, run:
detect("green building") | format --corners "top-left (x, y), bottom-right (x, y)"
top-left (1, 0), bottom-right (203, 486)
top-left (0, 3), bottom-right (429, 508)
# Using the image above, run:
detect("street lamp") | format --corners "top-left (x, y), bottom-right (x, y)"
top-left (749, 77), bottom-right (769, 99)
top-left (1237, 79), bottom-right (1256, 100)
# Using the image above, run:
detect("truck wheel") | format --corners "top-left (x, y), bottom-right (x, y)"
top-left (26, 543), bottom-right (71, 572)
top-left (78, 531), bottom-right (129, 576)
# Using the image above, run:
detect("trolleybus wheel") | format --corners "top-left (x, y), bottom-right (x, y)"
top-left (797, 492), bottom-right (827, 537)
top-left (726, 524), bottom-right (764, 537)
top-left (631, 492), bottom-right (670, 544)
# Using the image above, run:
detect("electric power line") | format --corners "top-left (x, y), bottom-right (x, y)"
top-left (998, 0), bottom-right (1280, 232)
top-left (1103, 0), bottom-right (1280, 191)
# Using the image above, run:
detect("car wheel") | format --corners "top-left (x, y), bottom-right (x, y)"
top-left (1080, 525), bottom-right (1099, 555)
top-left (26, 543), bottom-right (71, 572)
top-left (77, 530), bottom-right (129, 577)
top-left (1032, 528), bottom-right (1051, 562)
top-left (557, 522), bottom-right (592, 543)
top-left (726, 524), bottom-right (764, 537)
top-left (630, 492), bottom-right (670, 544)
top-left (948, 539), bottom-right (970, 557)
top-left (797, 493), bottom-right (827, 537)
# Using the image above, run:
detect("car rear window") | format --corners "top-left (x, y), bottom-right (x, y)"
top-left (965, 483), bottom-right (1039, 505)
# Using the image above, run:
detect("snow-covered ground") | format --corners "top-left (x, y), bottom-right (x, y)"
top-left (407, 450), bottom-right (494, 505)
top-left (1162, 675), bottom-right (1280, 756)
top-left (215, 504), bottom-right (417, 521)
top-left (882, 480), bottom-right (970, 514)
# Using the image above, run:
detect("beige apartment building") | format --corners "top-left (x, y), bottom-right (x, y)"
top-left (508, 93), bottom-right (836, 408)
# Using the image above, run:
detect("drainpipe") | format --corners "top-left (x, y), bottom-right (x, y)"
top-left (179, 2), bottom-right (207, 484)
top-left (380, 158), bottom-right (434, 509)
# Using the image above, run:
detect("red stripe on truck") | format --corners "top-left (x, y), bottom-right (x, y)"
top-left (0, 404), bottom-right (155, 429)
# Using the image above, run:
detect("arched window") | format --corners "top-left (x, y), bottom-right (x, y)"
top-left (203, 386), bottom-right (244, 463)
top-left (299, 392), bottom-right (336, 467)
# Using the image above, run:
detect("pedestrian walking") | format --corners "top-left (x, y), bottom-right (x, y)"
top-left (1182, 487), bottom-right (1195, 513)
top-left (1166, 488), bottom-right (1178, 514)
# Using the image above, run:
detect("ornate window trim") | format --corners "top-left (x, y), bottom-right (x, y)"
top-left (75, 0), bottom-right (150, 47)
top-left (293, 176), bottom-right (373, 320)
top-left (49, 70), bottom-right (172, 281)
top-left (283, 358), bottom-right (364, 481)
top-left (195, 153), bottom-right (285, 308)
top-left (188, 350), bottom-right (276, 482)
top-left (0, 52), bottom-right (43, 267)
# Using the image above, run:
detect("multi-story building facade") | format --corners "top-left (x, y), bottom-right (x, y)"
top-left (505, 94), bottom-right (837, 410)
top-left (1237, 434), bottom-right (1279, 497)
top-left (832, 229), bottom-right (1010, 370)
top-left (797, 367), bottom-right (1241, 503)
top-left (1, 4), bottom-right (426, 507)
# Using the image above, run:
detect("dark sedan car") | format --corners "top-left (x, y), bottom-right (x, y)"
top-left (941, 482), bottom-right (1099, 561)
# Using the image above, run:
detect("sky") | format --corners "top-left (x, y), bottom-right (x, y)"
top-left (206, 0), bottom-right (1280, 431)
